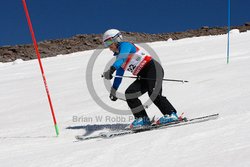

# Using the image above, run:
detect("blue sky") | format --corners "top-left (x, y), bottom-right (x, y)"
top-left (0, 0), bottom-right (249, 46)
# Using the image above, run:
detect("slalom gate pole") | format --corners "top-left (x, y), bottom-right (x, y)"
top-left (227, 0), bottom-right (231, 64)
top-left (22, 0), bottom-right (59, 136)
top-left (111, 75), bottom-right (189, 83)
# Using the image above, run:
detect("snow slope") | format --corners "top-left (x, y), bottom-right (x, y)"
top-left (0, 30), bottom-right (250, 167)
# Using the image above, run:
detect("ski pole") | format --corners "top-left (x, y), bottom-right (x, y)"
top-left (101, 75), bottom-right (149, 108)
top-left (102, 74), bottom-right (188, 83)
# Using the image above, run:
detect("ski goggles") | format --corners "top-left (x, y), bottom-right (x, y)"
top-left (103, 38), bottom-right (114, 48)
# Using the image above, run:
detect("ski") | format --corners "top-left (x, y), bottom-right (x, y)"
top-left (75, 113), bottom-right (219, 141)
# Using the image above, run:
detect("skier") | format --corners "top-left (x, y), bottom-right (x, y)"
top-left (102, 29), bottom-right (178, 128)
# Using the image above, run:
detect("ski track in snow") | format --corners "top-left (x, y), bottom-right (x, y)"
top-left (0, 31), bottom-right (250, 167)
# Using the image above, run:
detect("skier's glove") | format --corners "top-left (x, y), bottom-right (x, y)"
top-left (103, 66), bottom-right (116, 80)
top-left (109, 87), bottom-right (118, 101)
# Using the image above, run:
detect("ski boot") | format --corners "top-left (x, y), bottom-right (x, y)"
top-left (155, 112), bottom-right (179, 125)
top-left (129, 117), bottom-right (151, 129)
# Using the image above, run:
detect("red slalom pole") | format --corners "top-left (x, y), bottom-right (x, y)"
top-left (22, 0), bottom-right (59, 136)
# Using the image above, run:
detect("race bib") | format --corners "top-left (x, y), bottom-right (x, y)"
top-left (121, 50), bottom-right (152, 75)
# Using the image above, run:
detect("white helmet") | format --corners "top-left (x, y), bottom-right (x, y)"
top-left (103, 29), bottom-right (123, 47)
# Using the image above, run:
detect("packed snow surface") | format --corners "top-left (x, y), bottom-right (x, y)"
top-left (0, 31), bottom-right (250, 167)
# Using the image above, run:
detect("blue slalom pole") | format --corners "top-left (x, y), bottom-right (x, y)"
top-left (227, 0), bottom-right (231, 64)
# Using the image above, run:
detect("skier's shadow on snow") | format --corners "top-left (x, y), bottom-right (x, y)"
top-left (66, 124), bottom-right (129, 136)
